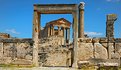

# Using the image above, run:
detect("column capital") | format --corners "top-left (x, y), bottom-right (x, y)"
top-left (79, 2), bottom-right (85, 9)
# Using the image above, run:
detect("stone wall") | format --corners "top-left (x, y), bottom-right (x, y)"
top-left (38, 36), bottom-right (71, 67)
top-left (77, 38), bottom-right (121, 64)
top-left (0, 38), bottom-right (33, 65)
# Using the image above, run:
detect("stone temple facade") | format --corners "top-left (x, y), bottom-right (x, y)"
top-left (0, 2), bottom-right (121, 69)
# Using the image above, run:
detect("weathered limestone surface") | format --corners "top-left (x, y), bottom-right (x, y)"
top-left (45, 49), bottom-right (71, 66)
top-left (115, 43), bottom-right (121, 57)
top-left (77, 38), bottom-right (109, 61)
top-left (0, 43), bottom-right (3, 58)
top-left (77, 43), bottom-right (93, 61)
top-left (3, 43), bottom-right (15, 57)
top-left (38, 36), bottom-right (71, 67)
top-left (0, 39), bottom-right (33, 65)
top-left (94, 43), bottom-right (108, 59)
top-left (39, 36), bottom-right (65, 47)
top-left (106, 14), bottom-right (117, 38)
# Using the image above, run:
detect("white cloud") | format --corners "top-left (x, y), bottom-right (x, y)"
top-left (6, 29), bottom-right (20, 34)
top-left (84, 31), bottom-right (103, 36)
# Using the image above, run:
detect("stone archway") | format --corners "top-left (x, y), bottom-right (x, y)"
top-left (32, 3), bottom-right (85, 67)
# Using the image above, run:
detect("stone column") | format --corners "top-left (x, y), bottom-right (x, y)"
top-left (50, 26), bottom-right (52, 36)
top-left (48, 26), bottom-right (50, 37)
top-left (58, 26), bottom-right (60, 36)
top-left (51, 26), bottom-right (54, 36)
top-left (78, 2), bottom-right (85, 38)
top-left (106, 14), bottom-right (117, 59)
top-left (72, 9), bottom-right (78, 68)
top-left (63, 27), bottom-right (65, 37)
top-left (106, 14), bottom-right (117, 38)
top-left (32, 11), bottom-right (40, 66)
top-left (62, 27), bottom-right (66, 45)
top-left (65, 28), bottom-right (68, 43)
top-left (32, 11), bottom-right (40, 40)
top-left (67, 28), bottom-right (70, 43)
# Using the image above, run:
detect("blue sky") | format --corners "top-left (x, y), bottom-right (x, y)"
top-left (0, 0), bottom-right (121, 38)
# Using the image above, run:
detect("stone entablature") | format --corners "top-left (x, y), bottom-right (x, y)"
top-left (40, 18), bottom-right (71, 45)
top-left (41, 18), bottom-right (71, 37)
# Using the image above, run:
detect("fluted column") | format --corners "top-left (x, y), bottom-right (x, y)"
top-left (78, 2), bottom-right (85, 38)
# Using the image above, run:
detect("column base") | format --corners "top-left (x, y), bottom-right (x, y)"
top-left (72, 62), bottom-right (78, 68)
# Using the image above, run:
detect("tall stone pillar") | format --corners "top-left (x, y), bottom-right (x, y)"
top-left (106, 14), bottom-right (117, 38)
top-left (33, 11), bottom-right (40, 40)
top-left (78, 2), bottom-right (85, 38)
top-left (106, 14), bottom-right (117, 59)
top-left (32, 11), bottom-right (40, 66)
top-left (72, 9), bottom-right (78, 68)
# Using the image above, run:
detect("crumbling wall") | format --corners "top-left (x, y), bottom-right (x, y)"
top-left (77, 38), bottom-right (121, 63)
top-left (38, 36), bottom-right (71, 67)
top-left (0, 38), bottom-right (33, 65)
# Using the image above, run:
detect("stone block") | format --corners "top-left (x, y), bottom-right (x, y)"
top-left (115, 38), bottom-right (121, 43)
top-left (100, 38), bottom-right (108, 43)
top-left (86, 38), bottom-right (92, 43)
top-left (92, 38), bottom-right (100, 43)
top-left (77, 43), bottom-right (94, 61)
top-left (94, 43), bottom-right (108, 59)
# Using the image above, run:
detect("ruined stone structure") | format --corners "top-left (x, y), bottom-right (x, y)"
top-left (0, 38), bottom-right (33, 65)
top-left (32, 3), bottom-right (79, 67)
top-left (41, 18), bottom-right (71, 45)
top-left (106, 14), bottom-right (117, 38)
top-left (78, 2), bottom-right (85, 38)
top-left (0, 33), bottom-right (10, 38)
top-left (0, 2), bottom-right (121, 69)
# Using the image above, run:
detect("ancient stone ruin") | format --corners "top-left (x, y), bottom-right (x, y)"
top-left (0, 2), bottom-right (121, 69)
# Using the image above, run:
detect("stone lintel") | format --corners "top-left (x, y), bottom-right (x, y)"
top-left (34, 4), bottom-right (77, 14)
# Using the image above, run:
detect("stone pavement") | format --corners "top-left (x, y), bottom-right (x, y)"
top-left (0, 67), bottom-right (77, 70)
